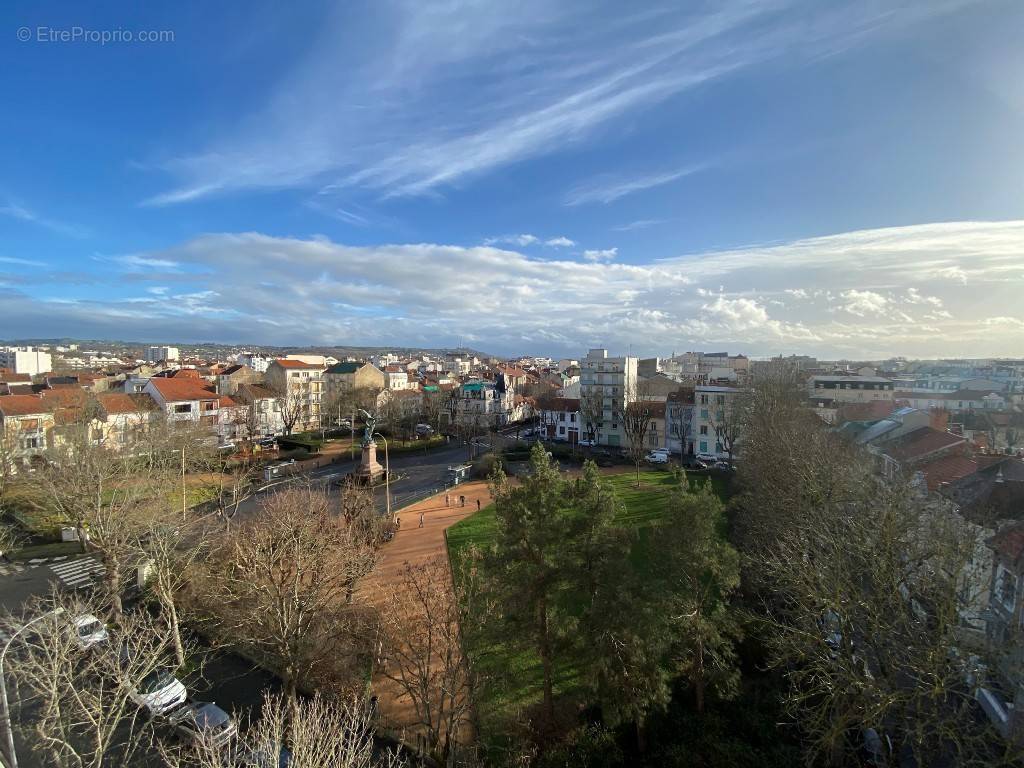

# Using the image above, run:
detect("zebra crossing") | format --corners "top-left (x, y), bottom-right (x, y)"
top-left (49, 556), bottom-right (105, 589)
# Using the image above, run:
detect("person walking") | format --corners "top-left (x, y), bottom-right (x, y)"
top-left (460, 495), bottom-right (466, 507)
top-left (445, 493), bottom-right (450, 507)
top-left (476, 498), bottom-right (481, 511)
top-left (419, 510), bottom-right (425, 528)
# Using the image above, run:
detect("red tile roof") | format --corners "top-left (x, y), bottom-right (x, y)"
top-left (273, 359), bottom-right (322, 369)
top-left (149, 378), bottom-right (219, 403)
top-left (888, 427), bottom-right (967, 464)
top-left (915, 454), bottom-right (979, 492)
top-left (0, 372), bottom-right (31, 384)
top-left (838, 400), bottom-right (894, 423)
top-left (96, 392), bottom-right (155, 415)
top-left (0, 395), bottom-right (52, 417)
top-left (989, 521), bottom-right (1024, 561)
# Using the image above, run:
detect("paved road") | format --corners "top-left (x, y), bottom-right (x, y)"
top-left (237, 441), bottom-right (479, 519)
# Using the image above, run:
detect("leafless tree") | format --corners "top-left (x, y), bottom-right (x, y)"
top-left (9, 592), bottom-right (186, 768)
top-left (272, 387), bottom-right (305, 436)
top-left (339, 477), bottom-right (391, 548)
top-left (735, 364), bottom-right (1022, 766)
top-left (618, 379), bottom-right (655, 487)
top-left (162, 691), bottom-right (405, 768)
top-left (198, 486), bottom-right (377, 700)
top-left (579, 388), bottom-right (604, 446)
top-left (376, 556), bottom-right (486, 764)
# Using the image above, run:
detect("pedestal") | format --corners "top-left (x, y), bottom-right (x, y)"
top-left (355, 440), bottom-right (385, 484)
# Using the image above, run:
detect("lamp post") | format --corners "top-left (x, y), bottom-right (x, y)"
top-left (373, 432), bottom-right (392, 523)
top-left (1, 606), bottom-right (66, 768)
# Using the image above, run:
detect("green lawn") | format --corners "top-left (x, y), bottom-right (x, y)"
top-left (446, 467), bottom-right (730, 746)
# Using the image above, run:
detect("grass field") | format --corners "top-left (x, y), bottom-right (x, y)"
top-left (445, 467), bottom-right (730, 744)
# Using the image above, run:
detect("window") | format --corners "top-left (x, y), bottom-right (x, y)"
top-left (700, 425), bottom-right (708, 435)
top-left (998, 566), bottom-right (1017, 609)
top-left (700, 409), bottom-right (709, 420)
top-left (699, 440), bottom-right (708, 452)
top-left (700, 394), bottom-right (709, 405)
top-left (174, 404), bottom-right (191, 414)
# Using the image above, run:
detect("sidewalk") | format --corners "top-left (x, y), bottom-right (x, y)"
top-left (359, 481), bottom-right (492, 741)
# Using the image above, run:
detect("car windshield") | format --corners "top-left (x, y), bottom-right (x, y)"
top-left (195, 704), bottom-right (230, 731)
top-left (140, 669), bottom-right (174, 693)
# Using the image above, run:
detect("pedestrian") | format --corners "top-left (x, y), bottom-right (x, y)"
top-left (476, 498), bottom-right (481, 511)
top-left (419, 510), bottom-right (425, 528)
top-left (460, 495), bottom-right (466, 507)
top-left (445, 493), bottom-right (450, 507)
top-left (396, 516), bottom-right (401, 529)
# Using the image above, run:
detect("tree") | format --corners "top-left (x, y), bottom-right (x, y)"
top-left (162, 691), bottom-right (404, 768)
top-left (377, 556), bottom-right (482, 764)
top-left (706, 391), bottom-right (743, 463)
top-left (200, 486), bottom-right (377, 700)
top-left (486, 444), bottom-right (575, 724)
top-left (271, 386), bottom-right (305, 436)
top-left (735, 364), bottom-right (1023, 766)
top-left (652, 475), bottom-right (741, 714)
top-left (571, 461), bottom-right (670, 742)
top-left (619, 378), bottom-right (655, 487)
top-left (10, 592), bottom-right (186, 768)
top-left (579, 387), bottom-right (603, 445)
top-left (34, 425), bottom-right (167, 618)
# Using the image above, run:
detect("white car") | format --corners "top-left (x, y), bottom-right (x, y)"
top-left (131, 669), bottom-right (187, 716)
top-left (578, 438), bottom-right (597, 448)
top-left (645, 451), bottom-right (670, 463)
top-left (695, 453), bottom-right (718, 464)
top-left (72, 614), bottom-right (108, 650)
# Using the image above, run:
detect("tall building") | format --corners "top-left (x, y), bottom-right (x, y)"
top-left (237, 352), bottom-right (271, 373)
top-left (145, 346), bottom-right (179, 363)
top-left (265, 359), bottom-right (324, 432)
top-left (579, 348), bottom-right (638, 448)
top-left (0, 346), bottom-right (52, 376)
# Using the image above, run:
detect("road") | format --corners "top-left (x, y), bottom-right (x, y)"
top-left (238, 441), bottom-right (479, 519)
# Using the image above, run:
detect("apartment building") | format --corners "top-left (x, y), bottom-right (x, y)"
top-left (579, 348), bottom-right (638, 448)
top-left (265, 359), bottom-right (325, 432)
top-left (323, 361), bottom-right (385, 402)
top-left (145, 346), bottom-right (179, 363)
top-left (237, 352), bottom-right (271, 373)
top-left (0, 346), bottom-right (52, 376)
top-left (809, 374), bottom-right (895, 406)
top-left (693, 385), bottom-right (741, 459)
top-left (383, 365), bottom-right (411, 390)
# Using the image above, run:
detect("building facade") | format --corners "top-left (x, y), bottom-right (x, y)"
top-left (579, 348), bottom-right (638, 448)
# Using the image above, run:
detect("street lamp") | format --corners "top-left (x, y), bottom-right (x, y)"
top-left (373, 432), bottom-right (392, 524)
top-left (1, 606), bottom-right (67, 768)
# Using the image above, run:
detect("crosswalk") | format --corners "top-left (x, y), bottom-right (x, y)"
top-left (49, 556), bottom-right (105, 589)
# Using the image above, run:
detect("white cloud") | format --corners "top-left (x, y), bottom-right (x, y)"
top-left (6, 219), bottom-right (1024, 358)
top-left (0, 201), bottom-right (87, 238)
top-left (484, 234), bottom-right (539, 247)
top-left (565, 165), bottom-right (705, 206)
top-left (612, 219), bottom-right (667, 232)
top-left (545, 236), bottom-right (575, 247)
top-left (582, 247), bottom-right (618, 262)
top-left (840, 289), bottom-right (889, 317)
top-left (144, 3), bottom-right (967, 204)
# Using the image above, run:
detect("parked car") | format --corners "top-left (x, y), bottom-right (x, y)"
top-left (695, 453), bottom-right (718, 464)
top-left (645, 451), bottom-right (670, 463)
top-left (414, 423), bottom-right (433, 436)
top-left (167, 701), bottom-right (237, 747)
top-left (682, 457), bottom-right (708, 470)
top-left (578, 438), bottom-right (597, 448)
top-left (130, 669), bottom-right (187, 716)
top-left (72, 614), bottom-right (108, 650)
top-left (712, 460), bottom-right (733, 471)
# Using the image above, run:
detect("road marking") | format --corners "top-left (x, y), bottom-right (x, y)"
top-left (49, 557), bottom-right (105, 589)
top-left (0, 563), bottom-right (26, 577)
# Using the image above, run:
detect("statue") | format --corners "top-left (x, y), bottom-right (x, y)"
top-left (358, 408), bottom-right (377, 446)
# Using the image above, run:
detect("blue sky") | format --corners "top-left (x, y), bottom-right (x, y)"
top-left (1, 0), bottom-right (1023, 358)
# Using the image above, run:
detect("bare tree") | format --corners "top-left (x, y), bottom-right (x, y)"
top-left (199, 486), bottom-right (377, 700)
top-left (579, 388), bottom-right (603, 445)
top-left (376, 556), bottom-right (485, 764)
top-left (272, 387), bottom-right (305, 436)
top-left (706, 390), bottom-right (743, 464)
top-left (162, 691), bottom-right (404, 768)
top-left (619, 379), bottom-right (655, 487)
top-left (9, 592), bottom-right (186, 768)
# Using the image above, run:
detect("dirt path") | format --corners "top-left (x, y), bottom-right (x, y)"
top-left (359, 480), bottom-right (493, 741)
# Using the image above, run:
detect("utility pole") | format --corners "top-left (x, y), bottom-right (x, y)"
top-left (181, 447), bottom-right (186, 519)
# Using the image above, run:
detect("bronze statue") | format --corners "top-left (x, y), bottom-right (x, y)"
top-left (358, 408), bottom-right (377, 446)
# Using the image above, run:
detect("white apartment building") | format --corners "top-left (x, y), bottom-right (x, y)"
top-left (383, 366), bottom-right (410, 390)
top-left (0, 346), bottom-right (52, 376)
top-left (145, 346), bottom-right (179, 363)
top-left (237, 352), bottom-right (271, 373)
top-left (265, 359), bottom-right (324, 432)
top-left (809, 375), bottom-right (895, 406)
top-left (579, 348), bottom-right (638, 448)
